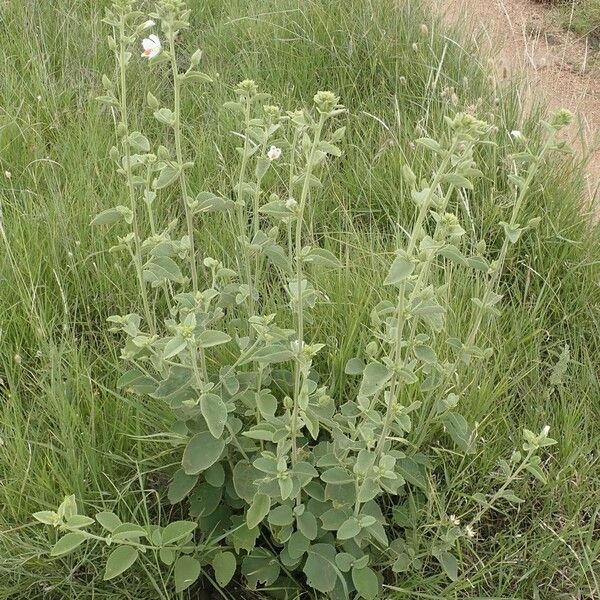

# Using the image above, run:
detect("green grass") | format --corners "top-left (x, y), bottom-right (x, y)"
top-left (0, 0), bottom-right (599, 598)
top-left (540, 0), bottom-right (600, 39)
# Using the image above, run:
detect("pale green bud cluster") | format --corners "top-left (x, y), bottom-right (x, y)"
top-left (313, 90), bottom-right (340, 113)
top-left (549, 108), bottom-right (573, 130)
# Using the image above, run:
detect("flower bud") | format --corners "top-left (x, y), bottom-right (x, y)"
top-left (313, 90), bottom-right (339, 113)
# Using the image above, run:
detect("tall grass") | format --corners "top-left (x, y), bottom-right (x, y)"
top-left (0, 0), bottom-right (598, 597)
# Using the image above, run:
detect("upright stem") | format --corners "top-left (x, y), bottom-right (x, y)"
top-left (373, 139), bottom-right (458, 461)
top-left (236, 97), bottom-right (256, 323)
top-left (250, 136), bottom-right (270, 301)
top-left (465, 136), bottom-right (553, 346)
top-left (290, 114), bottom-right (325, 466)
top-left (467, 449), bottom-right (534, 527)
top-left (169, 34), bottom-right (198, 293)
top-left (118, 16), bottom-right (155, 334)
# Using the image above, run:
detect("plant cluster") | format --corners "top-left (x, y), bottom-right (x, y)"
top-left (33, 1), bottom-right (569, 597)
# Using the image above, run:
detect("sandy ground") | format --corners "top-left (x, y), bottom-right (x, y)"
top-left (439, 0), bottom-right (600, 202)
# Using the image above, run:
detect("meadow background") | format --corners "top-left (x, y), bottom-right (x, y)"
top-left (0, 0), bottom-right (599, 598)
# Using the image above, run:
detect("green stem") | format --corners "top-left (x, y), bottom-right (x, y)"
top-left (290, 114), bottom-right (326, 466)
top-left (373, 139), bottom-right (458, 461)
top-left (467, 449), bottom-right (534, 527)
top-left (169, 34), bottom-right (198, 293)
top-left (118, 17), bottom-right (154, 334)
top-left (235, 97), bottom-right (256, 324)
top-left (465, 136), bottom-right (553, 347)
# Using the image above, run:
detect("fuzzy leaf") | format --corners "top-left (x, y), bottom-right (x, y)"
top-left (200, 393), bottom-right (228, 438)
top-left (168, 470), bottom-right (198, 504)
top-left (246, 493), bottom-right (270, 529)
top-left (212, 551), bottom-right (236, 587)
top-left (384, 253), bottom-right (414, 285)
top-left (182, 432), bottom-right (225, 475)
top-left (103, 546), bottom-right (138, 580)
top-left (174, 556), bottom-right (201, 592)
top-left (197, 330), bottom-right (231, 348)
top-left (352, 566), bottom-right (379, 599)
top-left (50, 532), bottom-right (86, 556)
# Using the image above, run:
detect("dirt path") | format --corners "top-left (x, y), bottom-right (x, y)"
top-left (439, 0), bottom-right (600, 202)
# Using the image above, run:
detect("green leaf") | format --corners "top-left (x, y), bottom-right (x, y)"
top-left (434, 548), bottom-right (458, 581)
top-left (439, 244), bottom-right (468, 266)
top-left (193, 191), bottom-right (234, 213)
top-left (320, 467), bottom-right (353, 484)
top-left (344, 357), bottom-right (365, 375)
top-left (287, 531), bottom-right (310, 559)
top-left (163, 336), bottom-right (187, 360)
top-left (255, 156), bottom-right (270, 180)
top-left (182, 432), bottom-right (225, 475)
top-left (162, 520), bottom-right (197, 545)
top-left (395, 457), bottom-right (427, 490)
top-left (352, 565), bottom-right (379, 599)
top-left (384, 253), bottom-right (414, 285)
top-left (414, 345), bottom-right (437, 364)
top-left (144, 256), bottom-right (184, 285)
top-left (212, 551), bottom-right (236, 587)
top-left (127, 131), bottom-right (150, 152)
top-left (359, 362), bottom-right (392, 398)
top-left (304, 247), bottom-right (341, 268)
top-left (103, 546), bottom-right (139, 580)
top-left (154, 164), bottom-right (180, 189)
top-left (337, 517), bottom-right (361, 540)
top-left (318, 140), bottom-right (342, 156)
top-left (198, 330), bottom-right (231, 348)
top-left (91, 207), bottom-right (129, 226)
top-left (111, 523), bottom-right (147, 541)
top-left (259, 200), bottom-right (291, 218)
top-left (443, 173), bottom-right (473, 189)
top-left (66, 515), bottom-right (95, 529)
top-left (296, 510), bottom-right (318, 540)
top-left (50, 532), bottom-right (86, 556)
top-left (153, 107), bottom-right (176, 126)
top-left (168, 469), bottom-right (198, 504)
top-left (200, 393), bottom-right (228, 438)
top-left (174, 556), bottom-right (201, 592)
top-left (441, 411), bottom-right (475, 454)
top-left (32, 511), bottom-right (58, 525)
top-left (303, 544), bottom-right (339, 594)
top-left (268, 505), bottom-right (294, 527)
top-left (248, 344), bottom-right (293, 364)
top-left (256, 391), bottom-right (277, 418)
top-left (246, 493), bottom-right (270, 529)
top-left (228, 517), bottom-right (259, 554)
top-left (95, 511), bottom-right (122, 532)
top-left (183, 71), bottom-right (212, 84)
top-left (241, 549), bottom-right (280, 589)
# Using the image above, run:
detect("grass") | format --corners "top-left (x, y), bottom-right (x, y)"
top-left (539, 0), bottom-right (600, 40)
top-left (0, 0), bottom-right (599, 598)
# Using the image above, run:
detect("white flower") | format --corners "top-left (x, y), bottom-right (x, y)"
top-left (267, 145), bottom-right (282, 161)
top-left (449, 514), bottom-right (461, 526)
top-left (510, 130), bottom-right (523, 140)
top-left (4, 171), bottom-right (11, 179)
top-left (465, 525), bottom-right (476, 538)
top-left (285, 197), bottom-right (297, 210)
top-left (141, 34), bottom-right (161, 59)
top-left (142, 19), bottom-right (156, 30)
top-left (541, 425), bottom-right (550, 437)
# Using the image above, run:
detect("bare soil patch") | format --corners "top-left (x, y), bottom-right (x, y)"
top-left (439, 0), bottom-right (600, 201)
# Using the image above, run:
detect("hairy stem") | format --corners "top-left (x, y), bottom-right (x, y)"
top-left (290, 114), bottom-right (325, 466)
top-left (118, 16), bottom-right (155, 334)
top-left (169, 35), bottom-right (198, 293)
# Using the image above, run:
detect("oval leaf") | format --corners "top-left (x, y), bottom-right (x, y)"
top-left (182, 432), bottom-right (225, 475)
top-left (104, 546), bottom-right (139, 580)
